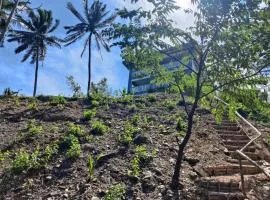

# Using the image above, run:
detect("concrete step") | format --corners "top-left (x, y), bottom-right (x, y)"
top-left (222, 140), bottom-right (250, 146)
top-left (201, 180), bottom-right (240, 193)
top-left (214, 125), bottom-right (240, 131)
top-left (207, 191), bottom-right (245, 200)
top-left (219, 134), bottom-right (249, 140)
top-left (217, 130), bottom-right (245, 135)
top-left (229, 151), bottom-right (261, 161)
top-left (225, 145), bottom-right (255, 152)
top-left (203, 164), bottom-right (261, 176)
top-left (227, 158), bottom-right (263, 165)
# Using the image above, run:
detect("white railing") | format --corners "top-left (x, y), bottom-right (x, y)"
top-left (214, 96), bottom-right (270, 180)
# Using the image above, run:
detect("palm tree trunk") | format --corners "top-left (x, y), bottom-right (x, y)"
top-left (0, 0), bottom-right (3, 11)
top-left (0, 0), bottom-right (20, 45)
top-left (33, 48), bottom-right (39, 97)
top-left (87, 34), bottom-right (92, 97)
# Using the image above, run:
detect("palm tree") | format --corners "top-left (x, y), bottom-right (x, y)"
top-left (64, 0), bottom-right (116, 97)
top-left (0, 0), bottom-right (30, 46)
top-left (8, 9), bottom-right (62, 97)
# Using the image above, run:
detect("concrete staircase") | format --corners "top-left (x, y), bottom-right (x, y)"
top-left (200, 120), bottom-right (268, 200)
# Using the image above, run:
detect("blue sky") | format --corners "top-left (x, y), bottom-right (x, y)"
top-left (0, 0), bottom-right (193, 96)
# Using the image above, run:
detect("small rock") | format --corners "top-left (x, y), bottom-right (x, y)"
top-left (45, 176), bottom-right (52, 180)
top-left (169, 158), bottom-right (175, 164)
top-left (188, 171), bottom-right (198, 180)
top-left (63, 193), bottom-right (68, 198)
top-left (81, 143), bottom-right (96, 151)
top-left (49, 191), bottom-right (58, 196)
top-left (91, 197), bottom-right (100, 200)
top-left (133, 134), bottom-right (149, 145)
top-left (141, 171), bottom-right (156, 193)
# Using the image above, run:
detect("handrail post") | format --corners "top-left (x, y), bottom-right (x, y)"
top-left (239, 157), bottom-right (246, 196)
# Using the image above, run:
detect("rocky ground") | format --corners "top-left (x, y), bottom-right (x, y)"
top-left (0, 93), bottom-right (269, 200)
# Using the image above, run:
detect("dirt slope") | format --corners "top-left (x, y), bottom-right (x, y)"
top-left (0, 94), bottom-right (268, 200)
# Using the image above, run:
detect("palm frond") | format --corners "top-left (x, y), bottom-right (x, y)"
top-left (48, 19), bottom-right (60, 33)
top-left (81, 37), bottom-right (89, 57)
top-left (67, 2), bottom-right (86, 23)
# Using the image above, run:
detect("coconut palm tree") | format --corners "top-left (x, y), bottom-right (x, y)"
top-left (64, 0), bottom-right (116, 97)
top-left (8, 9), bottom-right (62, 97)
top-left (0, 0), bottom-right (30, 46)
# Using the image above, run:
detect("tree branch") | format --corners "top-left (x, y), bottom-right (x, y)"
top-left (199, 64), bottom-right (270, 99)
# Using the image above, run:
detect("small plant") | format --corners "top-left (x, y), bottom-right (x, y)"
top-left (67, 124), bottom-right (84, 137)
top-left (118, 122), bottom-right (138, 145)
top-left (50, 95), bottom-right (66, 106)
top-left (0, 150), bottom-right (9, 162)
top-left (12, 146), bottom-right (41, 173)
top-left (66, 134), bottom-right (81, 159)
top-left (42, 141), bottom-right (59, 164)
top-left (66, 75), bottom-right (83, 98)
top-left (91, 120), bottom-right (110, 135)
top-left (128, 104), bottom-right (137, 112)
top-left (147, 94), bottom-right (157, 102)
top-left (128, 146), bottom-right (152, 176)
top-left (25, 120), bottom-right (43, 138)
top-left (83, 109), bottom-right (97, 120)
top-left (164, 100), bottom-right (177, 111)
top-left (129, 156), bottom-right (140, 177)
top-left (131, 114), bottom-right (141, 126)
top-left (27, 99), bottom-right (38, 110)
top-left (12, 150), bottom-right (31, 173)
top-left (87, 155), bottom-right (95, 179)
top-left (104, 184), bottom-right (126, 200)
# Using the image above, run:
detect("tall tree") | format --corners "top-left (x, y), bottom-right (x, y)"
top-left (0, 0), bottom-right (29, 46)
top-left (111, 0), bottom-right (270, 195)
top-left (64, 0), bottom-right (116, 97)
top-left (8, 9), bottom-right (62, 97)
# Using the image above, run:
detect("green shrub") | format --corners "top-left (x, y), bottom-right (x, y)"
top-left (87, 155), bottom-right (95, 179)
top-left (163, 100), bottom-right (177, 111)
top-left (27, 99), bottom-right (38, 110)
top-left (147, 94), bottom-right (157, 102)
top-left (25, 120), bottom-right (43, 138)
top-left (128, 104), bottom-right (137, 112)
top-left (12, 146), bottom-right (41, 173)
top-left (128, 146), bottom-right (151, 176)
top-left (118, 122), bottom-right (138, 145)
top-left (0, 151), bottom-right (9, 162)
top-left (42, 141), bottom-right (59, 164)
top-left (66, 134), bottom-right (81, 159)
top-left (50, 95), bottom-right (66, 106)
top-left (67, 124), bottom-right (84, 137)
top-left (104, 184), bottom-right (126, 200)
top-left (91, 121), bottom-right (109, 135)
top-left (83, 109), bottom-right (97, 120)
top-left (131, 114), bottom-right (141, 126)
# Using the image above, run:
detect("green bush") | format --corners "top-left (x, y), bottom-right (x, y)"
top-left (91, 121), bottom-right (110, 135)
top-left (67, 124), bottom-right (84, 137)
top-left (25, 120), bottom-right (43, 138)
top-left (83, 109), bottom-right (97, 120)
top-left (147, 94), bottom-right (157, 102)
top-left (104, 184), bottom-right (126, 200)
top-left (87, 155), bottom-right (95, 179)
top-left (27, 99), bottom-right (38, 110)
top-left (128, 146), bottom-right (151, 176)
top-left (163, 100), bottom-right (177, 111)
top-left (0, 150), bottom-right (9, 162)
top-left (12, 146), bottom-right (41, 173)
top-left (50, 95), bottom-right (66, 106)
top-left (128, 104), bottom-right (137, 112)
top-left (118, 122), bottom-right (138, 145)
top-left (131, 114), bottom-right (141, 126)
top-left (66, 134), bottom-right (81, 159)
top-left (42, 141), bottom-right (59, 164)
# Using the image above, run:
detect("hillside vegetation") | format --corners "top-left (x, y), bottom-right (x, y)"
top-left (0, 94), bottom-right (269, 200)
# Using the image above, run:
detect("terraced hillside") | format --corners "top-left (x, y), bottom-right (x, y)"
top-left (0, 94), bottom-right (269, 200)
